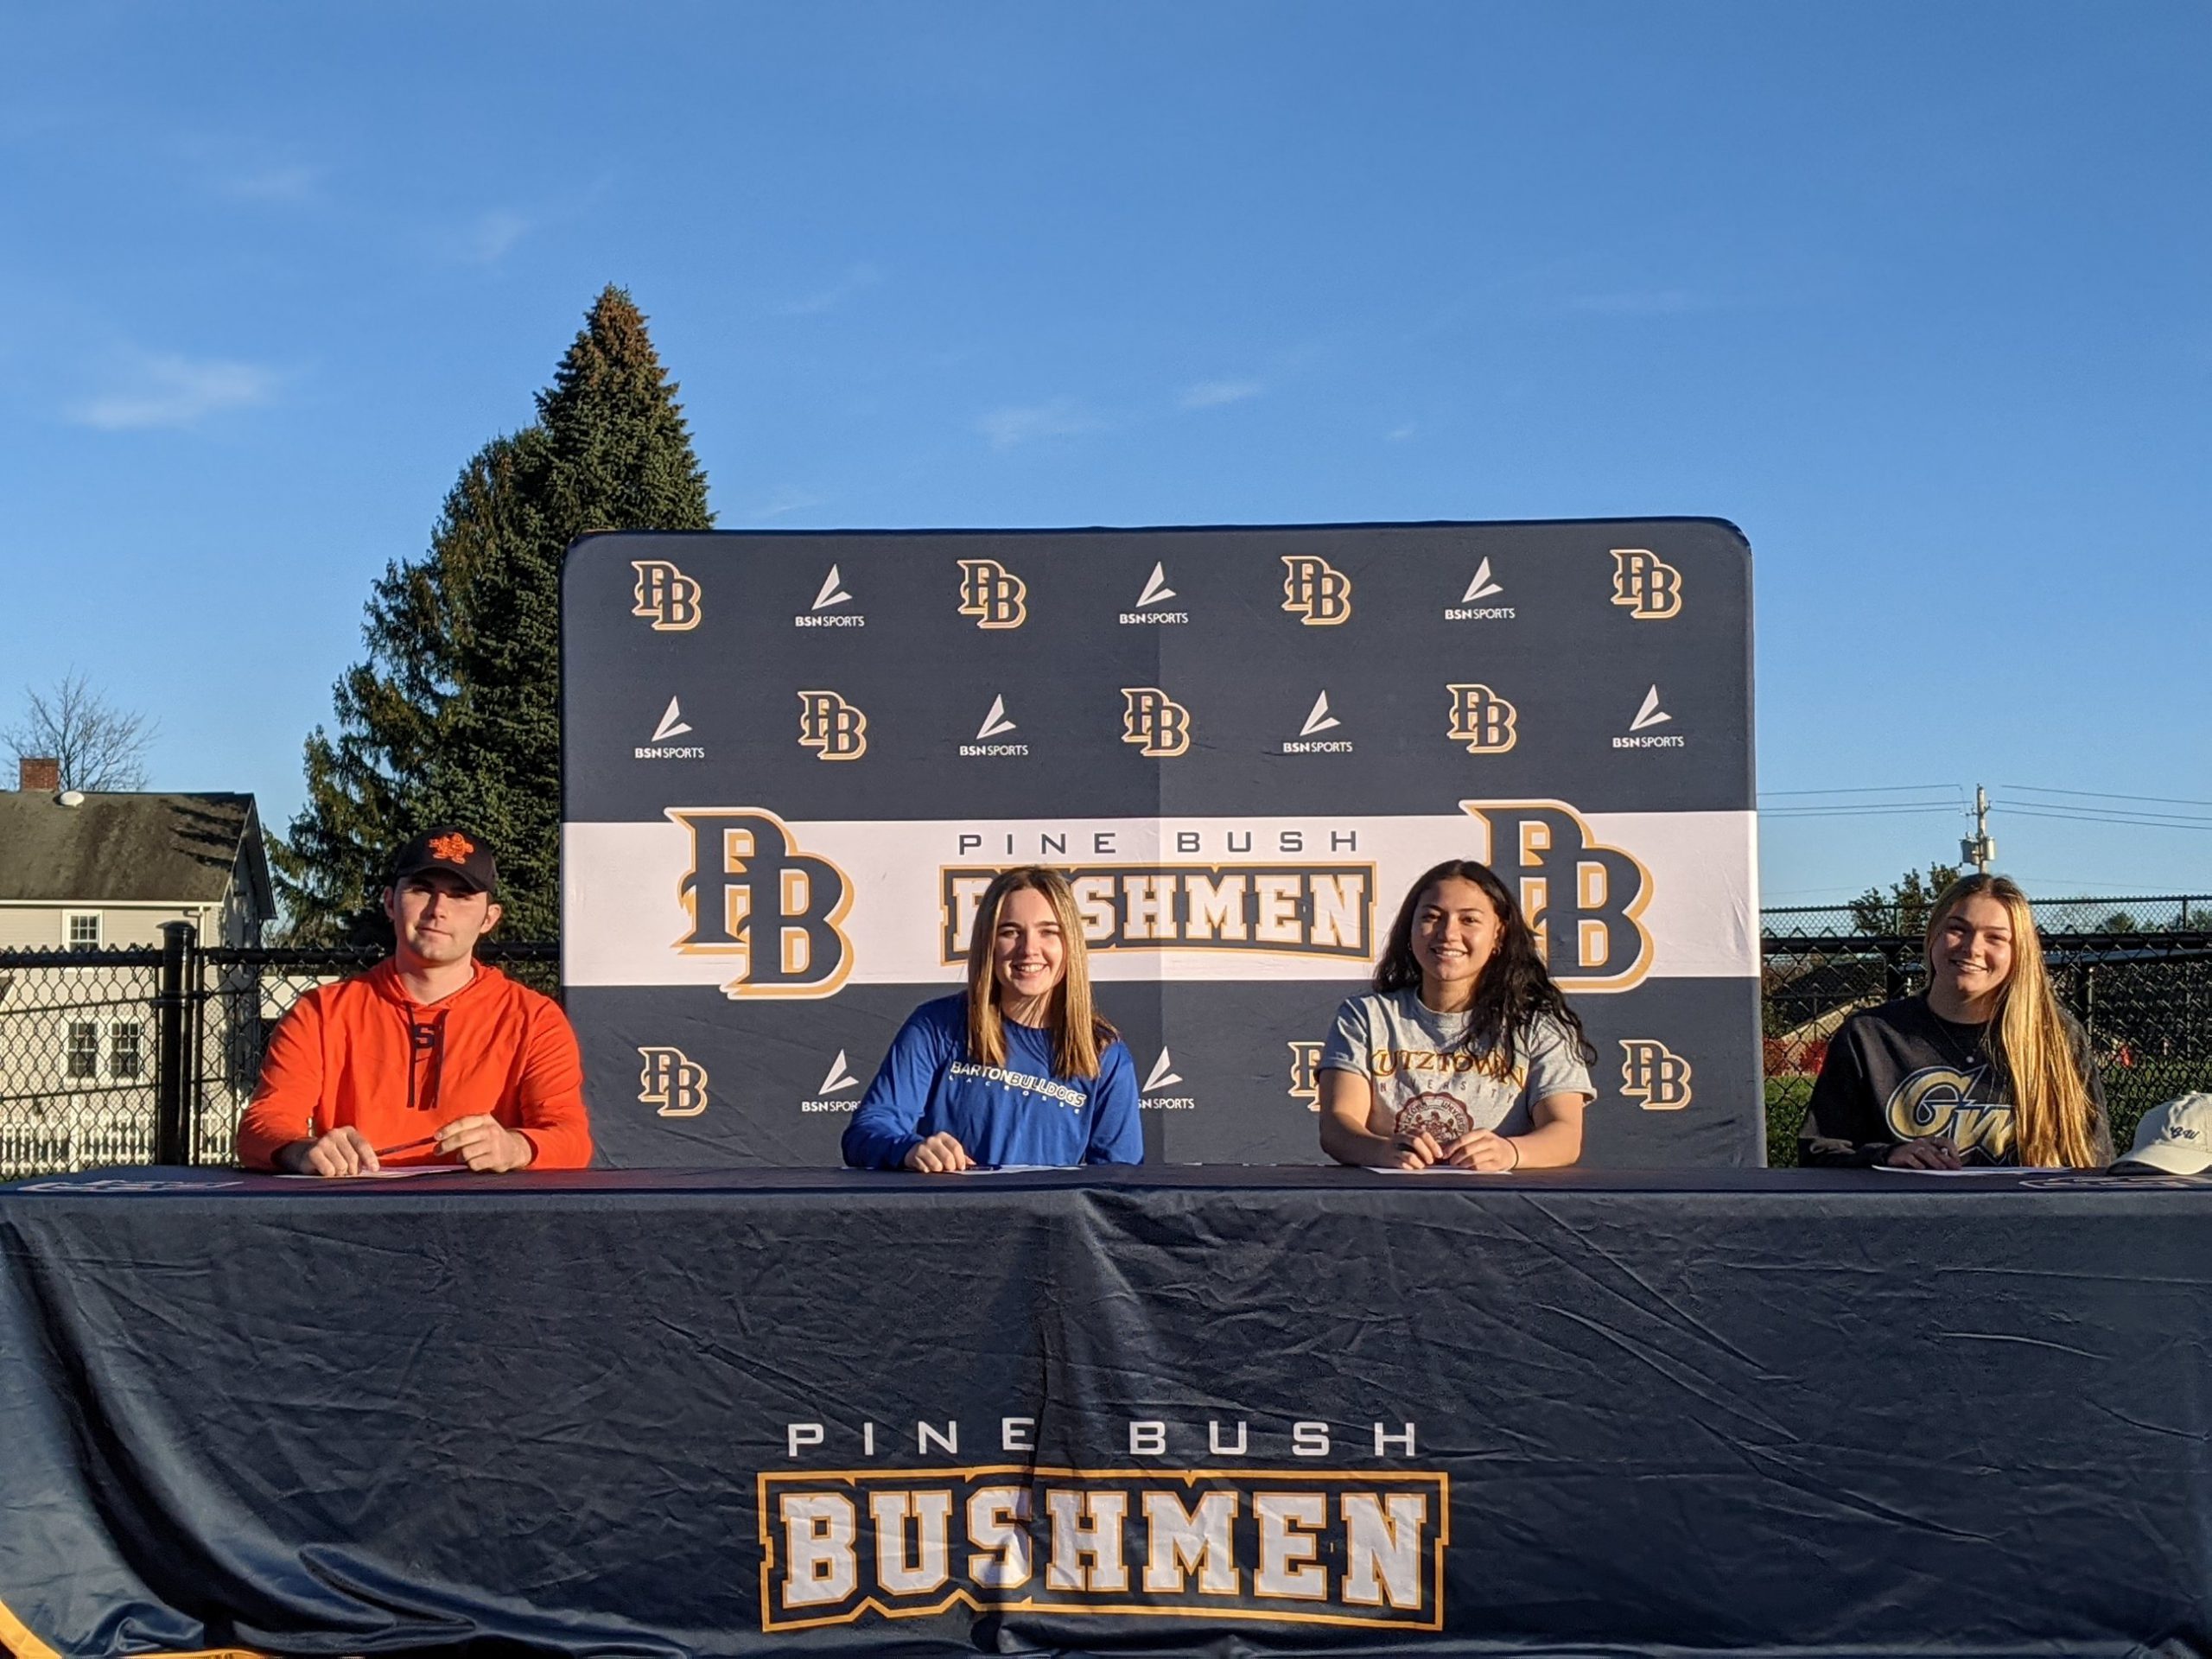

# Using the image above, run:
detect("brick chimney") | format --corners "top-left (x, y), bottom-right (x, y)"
top-left (18, 757), bottom-right (59, 792)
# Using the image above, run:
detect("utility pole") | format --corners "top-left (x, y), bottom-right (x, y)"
top-left (1961, 785), bottom-right (1995, 874)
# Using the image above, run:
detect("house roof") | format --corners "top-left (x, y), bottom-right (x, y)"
top-left (0, 791), bottom-right (273, 914)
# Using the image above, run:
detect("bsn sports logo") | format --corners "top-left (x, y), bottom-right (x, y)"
top-left (1619, 1040), bottom-right (1693, 1109)
top-left (1446, 684), bottom-right (1519, 754)
top-left (631, 560), bottom-right (702, 631)
top-left (1284, 690), bottom-right (1351, 754)
top-left (1120, 562), bottom-right (1188, 626)
top-left (1445, 558), bottom-right (1514, 622)
top-left (635, 696), bottom-right (705, 760)
top-left (1141, 1048), bottom-right (1195, 1111)
top-left (1459, 800), bottom-right (1652, 988)
top-left (668, 808), bottom-right (855, 997)
top-left (797, 564), bottom-right (864, 628)
top-left (1615, 686), bottom-right (1686, 750)
top-left (1121, 687), bottom-right (1193, 758)
top-left (637, 1046), bottom-right (709, 1117)
top-left (1609, 549), bottom-right (1683, 620)
top-left (1280, 555), bottom-right (1353, 626)
top-left (957, 558), bottom-right (1028, 629)
top-left (797, 690), bottom-right (868, 761)
top-left (1287, 1042), bottom-right (1325, 1112)
top-left (801, 1050), bottom-right (864, 1114)
top-left (962, 695), bottom-right (1027, 758)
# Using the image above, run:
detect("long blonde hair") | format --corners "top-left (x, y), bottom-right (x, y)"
top-left (963, 867), bottom-right (1114, 1078)
top-left (1924, 874), bottom-right (2098, 1167)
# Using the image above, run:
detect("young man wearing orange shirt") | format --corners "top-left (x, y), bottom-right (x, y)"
top-left (236, 827), bottom-right (593, 1176)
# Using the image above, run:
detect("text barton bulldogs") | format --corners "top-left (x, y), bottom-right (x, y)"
top-left (760, 1465), bottom-right (1446, 1632)
top-left (669, 809), bottom-right (855, 997)
top-left (940, 865), bottom-right (1373, 962)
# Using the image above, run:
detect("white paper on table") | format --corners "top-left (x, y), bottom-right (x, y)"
top-left (1869, 1165), bottom-right (2061, 1178)
top-left (274, 1165), bottom-right (472, 1181)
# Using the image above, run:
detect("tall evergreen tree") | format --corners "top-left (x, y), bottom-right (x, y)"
top-left (276, 286), bottom-right (712, 943)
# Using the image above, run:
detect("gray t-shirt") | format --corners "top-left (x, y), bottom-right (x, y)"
top-left (1320, 988), bottom-right (1595, 1138)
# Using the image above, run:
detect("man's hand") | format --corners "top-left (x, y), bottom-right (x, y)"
top-left (435, 1116), bottom-right (537, 1173)
top-left (278, 1127), bottom-right (380, 1178)
top-left (904, 1132), bottom-right (973, 1173)
top-left (1385, 1128), bottom-right (1445, 1170)
top-left (1443, 1128), bottom-right (1519, 1172)
top-left (1885, 1136), bottom-right (1963, 1172)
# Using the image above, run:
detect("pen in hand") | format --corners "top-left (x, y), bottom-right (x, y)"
top-left (372, 1133), bottom-right (442, 1159)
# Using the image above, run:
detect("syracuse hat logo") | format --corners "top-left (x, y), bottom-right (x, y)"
top-left (631, 560), bottom-right (702, 631)
top-left (956, 558), bottom-right (1028, 629)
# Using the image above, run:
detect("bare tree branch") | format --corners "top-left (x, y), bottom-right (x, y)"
top-left (3, 671), bottom-right (158, 791)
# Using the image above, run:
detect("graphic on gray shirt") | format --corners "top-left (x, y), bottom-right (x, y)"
top-left (1319, 988), bottom-right (1594, 1138)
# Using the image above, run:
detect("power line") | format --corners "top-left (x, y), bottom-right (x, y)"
top-left (2003, 783), bottom-right (2212, 810)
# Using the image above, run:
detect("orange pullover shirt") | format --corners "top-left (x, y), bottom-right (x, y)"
top-left (235, 960), bottom-right (594, 1171)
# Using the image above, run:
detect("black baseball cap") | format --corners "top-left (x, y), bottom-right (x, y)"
top-left (389, 825), bottom-right (499, 895)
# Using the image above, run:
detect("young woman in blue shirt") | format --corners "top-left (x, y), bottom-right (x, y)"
top-left (842, 866), bottom-right (1143, 1172)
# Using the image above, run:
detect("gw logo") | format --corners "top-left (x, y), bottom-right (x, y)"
top-left (631, 560), bottom-right (702, 631)
top-left (797, 691), bottom-right (868, 761)
top-left (1120, 687), bottom-right (1192, 758)
top-left (1886, 1065), bottom-right (2012, 1161)
top-left (668, 808), bottom-right (855, 998)
top-left (1446, 684), bottom-right (1518, 754)
top-left (1619, 1040), bottom-right (1693, 1110)
top-left (637, 1046), bottom-right (709, 1117)
top-left (956, 558), bottom-right (1028, 629)
top-left (1287, 1041), bottom-right (1325, 1112)
top-left (1459, 800), bottom-right (1653, 989)
top-left (1609, 549), bottom-right (1683, 620)
top-left (1281, 555), bottom-right (1353, 626)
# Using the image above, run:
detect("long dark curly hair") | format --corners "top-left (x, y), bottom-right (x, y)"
top-left (1372, 860), bottom-right (1595, 1077)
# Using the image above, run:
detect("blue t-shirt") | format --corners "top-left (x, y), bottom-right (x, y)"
top-left (841, 995), bottom-right (1144, 1170)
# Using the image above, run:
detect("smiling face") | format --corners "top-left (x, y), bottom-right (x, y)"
top-left (991, 885), bottom-right (1067, 1016)
top-left (1410, 876), bottom-right (1503, 1006)
top-left (384, 870), bottom-right (502, 971)
top-left (1929, 892), bottom-right (2015, 1013)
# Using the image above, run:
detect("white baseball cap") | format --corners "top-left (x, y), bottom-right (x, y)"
top-left (2113, 1093), bottom-right (2212, 1175)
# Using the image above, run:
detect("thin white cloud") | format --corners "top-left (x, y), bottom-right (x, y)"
top-left (1385, 423), bottom-right (1417, 442)
top-left (780, 262), bottom-right (883, 316)
top-left (749, 489), bottom-right (827, 522)
top-left (1179, 378), bottom-right (1264, 410)
top-left (68, 353), bottom-right (281, 431)
top-left (979, 397), bottom-right (1101, 450)
top-left (461, 210), bottom-right (530, 265)
top-left (220, 163), bottom-right (321, 203)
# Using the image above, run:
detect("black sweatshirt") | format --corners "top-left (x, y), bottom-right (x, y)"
top-left (1799, 993), bottom-right (2111, 1167)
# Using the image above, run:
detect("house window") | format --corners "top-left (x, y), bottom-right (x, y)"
top-left (111, 1022), bottom-right (144, 1080)
top-left (67, 1023), bottom-right (100, 1080)
top-left (65, 912), bottom-right (102, 949)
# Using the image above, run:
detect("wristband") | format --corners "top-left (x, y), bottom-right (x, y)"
top-left (1507, 1138), bottom-right (1522, 1171)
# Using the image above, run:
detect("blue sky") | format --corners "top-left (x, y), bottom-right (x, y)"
top-left (3, 1), bottom-right (2207, 906)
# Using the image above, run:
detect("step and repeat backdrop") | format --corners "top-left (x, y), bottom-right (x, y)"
top-left (562, 521), bottom-right (1759, 1166)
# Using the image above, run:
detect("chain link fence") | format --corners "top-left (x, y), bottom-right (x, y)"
top-left (5, 917), bottom-right (2209, 1176)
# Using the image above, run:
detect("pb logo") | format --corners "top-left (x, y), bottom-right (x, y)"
top-left (1619, 1040), bottom-right (1693, 1110)
top-left (1280, 555), bottom-right (1353, 626)
top-left (1459, 801), bottom-right (1653, 989)
top-left (1287, 1041), bottom-right (1325, 1112)
top-left (956, 558), bottom-right (1028, 629)
top-left (669, 808), bottom-right (855, 997)
top-left (631, 560), bottom-right (702, 631)
top-left (637, 1046), bottom-right (709, 1118)
top-left (796, 690), bottom-right (868, 761)
top-left (1120, 687), bottom-right (1193, 758)
top-left (1446, 684), bottom-right (1519, 754)
top-left (1609, 549), bottom-right (1683, 620)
